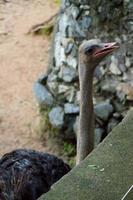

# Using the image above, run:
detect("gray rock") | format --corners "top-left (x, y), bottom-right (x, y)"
top-left (61, 0), bottom-right (70, 8)
top-left (61, 38), bottom-right (77, 57)
top-left (75, 91), bottom-right (80, 104)
top-left (122, 34), bottom-right (127, 42)
top-left (47, 72), bottom-right (58, 82)
top-left (118, 64), bottom-right (126, 73)
top-left (73, 116), bottom-right (79, 136)
top-left (100, 79), bottom-right (119, 94)
top-left (59, 65), bottom-right (77, 82)
top-left (58, 84), bottom-right (69, 94)
top-left (94, 65), bottom-right (107, 81)
top-left (70, 5), bottom-right (80, 19)
top-left (107, 118), bottom-right (119, 133)
top-left (69, 18), bottom-right (86, 38)
top-left (122, 70), bottom-right (133, 83)
top-left (59, 13), bottom-right (85, 38)
top-left (124, 0), bottom-right (130, 4)
top-left (47, 81), bottom-right (58, 94)
top-left (58, 14), bottom-right (69, 37)
top-left (79, 16), bottom-right (92, 30)
top-left (65, 41), bottom-right (74, 55)
top-left (33, 82), bottom-right (54, 106)
top-left (61, 39), bottom-right (77, 58)
top-left (116, 90), bottom-right (126, 102)
top-left (95, 65), bottom-right (106, 80)
top-left (69, 0), bottom-right (80, 5)
top-left (47, 72), bottom-right (59, 94)
top-left (94, 128), bottom-right (104, 147)
top-left (113, 100), bottom-right (124, 113)
top-left (66, 26), bottom-right (73, 38)
top-left (115, 37), bottom-right (121, 43)
top-left (125, 57), bottom-right (131, 68)
top-left (54, 33), bottom-right (66, 69)
top-left (94, 102), bottom-right (114, 121)
top-left (70, 44), bottom-right (78, 57)
top-left (49, 106), bottom-right (64, 128)
top-left (67, 56), bottom-right (78, 69)
top-left (110, 56), bottom-right (121, 75)
top-left (64, 103), bottom-right (79, 114)
top-left (80, 5), bottom-right (90, 10)
top-left (113, 112), bottom-right (121, 119)
top-left (66, 88), bottom-right (76, 103)
top-left (79, 0), bottom-right (90, 5)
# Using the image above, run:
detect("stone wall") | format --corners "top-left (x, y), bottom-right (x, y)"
top-left (34, 0), bottom-right (133, 145)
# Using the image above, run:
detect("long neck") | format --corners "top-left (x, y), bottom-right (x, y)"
top-left (76, 61), bottom-right (94, 165)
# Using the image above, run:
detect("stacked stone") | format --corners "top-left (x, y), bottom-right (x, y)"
top-left (34, 0), bottom-right (133, 145)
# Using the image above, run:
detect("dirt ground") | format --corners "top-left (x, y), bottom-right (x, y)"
top-left (0, 0), bottom-right (59, 156)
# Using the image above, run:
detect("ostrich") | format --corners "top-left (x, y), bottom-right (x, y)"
top-left (0, 39), bottom-right (119, 200)
top-left (0, 149), bottom-right (70, 200)
top-left (76, 39), bottom-right (119, 164)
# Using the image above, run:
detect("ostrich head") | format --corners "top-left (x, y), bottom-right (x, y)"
top-left (79, 39), bottom-right (119, 71)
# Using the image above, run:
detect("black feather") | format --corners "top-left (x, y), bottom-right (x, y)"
top-left (0, 149), bottom-right (71, 200)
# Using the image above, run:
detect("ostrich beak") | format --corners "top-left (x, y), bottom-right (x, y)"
top-left (94, 42), bottom-right (119, 58)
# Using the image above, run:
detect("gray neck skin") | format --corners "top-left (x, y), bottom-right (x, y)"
top-left (76, 60), bottom-right (94, 165)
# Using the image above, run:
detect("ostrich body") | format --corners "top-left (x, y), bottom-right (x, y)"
top-left (0, 149), bottom-right (70, 200)
top-left (0, 39), bottom-right (119, 199)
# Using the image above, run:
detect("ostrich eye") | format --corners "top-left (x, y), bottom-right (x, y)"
top-left (85, 47), bottom-right (93, 54)
top-left (85, 45), bottom-right (100, 55)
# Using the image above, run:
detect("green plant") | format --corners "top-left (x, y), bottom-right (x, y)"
top-left (54, 0), bottom-right (61, 5)
top-left (39, 24), bottom-right (54, 36)
top-left (63, 142), bottom-right (76, 157)
top-left (38, 106), bottom-right (59, 139)
top-left (67, 157), bottom-right (75, 168)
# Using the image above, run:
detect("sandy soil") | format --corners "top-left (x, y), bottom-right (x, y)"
top-left (0, 0), bottom-right (58, 156)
